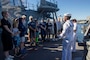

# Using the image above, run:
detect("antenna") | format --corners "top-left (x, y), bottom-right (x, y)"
top-left (20, 0), bottom-right (23, 6)
top-left (26, 0), bottom-right (27, 8)
top-left (56, 1), bottom-right (57, 4)
top-left (40, 0), bottom-right (46, 5)
top-left (37, 0), bottom-right (39, 9)
top-left (53, 0), bottom-right (55, 4)
top-left (13, 0), bottom-right (15, 6)
top-left (32, 4), bottom-right (34, 10)
top-left (27, 2), bottom-right (29, 9)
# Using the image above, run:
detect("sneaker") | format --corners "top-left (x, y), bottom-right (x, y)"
top-left (8, 55), bottom-right (14, 59)
top-left (16, 52), bottom-right (22, 57)
top-left (5, 57), bottom-right (13, 60)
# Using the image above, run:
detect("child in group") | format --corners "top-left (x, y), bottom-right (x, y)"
top-left (13, 19), bottom-right (21, 56)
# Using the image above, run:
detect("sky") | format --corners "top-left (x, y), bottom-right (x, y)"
top-left (23, 0), bottom-right (90, 20)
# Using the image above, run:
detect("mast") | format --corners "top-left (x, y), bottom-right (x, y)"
top-left (13, 0), bottom-right (15, 6)
top-left (20, 0), bottom-right (23, 7)
top-left (40, 0), bottom-right (46, 6)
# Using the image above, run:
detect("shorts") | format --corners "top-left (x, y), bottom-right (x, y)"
top-left (30, 31), bottom-right (35, 38)
top-left (13, 40), bottom-right (20, 48)
top-left (36, 32), bottom-right (39, 37)
top-left (13, 36), bottom-right (21, 47)
top-left (47, 29), bottom-right (52, 34)
top-left (20, 36), bottom-right (25, 42)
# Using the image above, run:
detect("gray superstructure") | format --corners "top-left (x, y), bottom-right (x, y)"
top-left (0, 0), bottom-right (59, 21)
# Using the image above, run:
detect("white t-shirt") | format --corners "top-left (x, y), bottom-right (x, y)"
top-left (56, 21), bottom-right (62, 31)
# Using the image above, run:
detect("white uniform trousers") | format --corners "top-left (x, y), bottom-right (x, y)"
top-left (62, 39), bottom-right (72, 60)
top-left (71, 32), bottom-right (76, 52)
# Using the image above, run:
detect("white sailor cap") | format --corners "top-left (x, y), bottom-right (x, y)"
top-left (64, 13), bottom-right (71, 17)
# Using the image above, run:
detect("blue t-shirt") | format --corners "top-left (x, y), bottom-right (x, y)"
top-left (28, 21), bottom-right (36, 32)
top-left (18, 18), bottom-right (27, 37)
top-left (40, 22), bottom-right (46, 30)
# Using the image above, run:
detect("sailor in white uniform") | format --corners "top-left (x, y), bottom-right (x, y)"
top-left (58, 13), bottom-right (73, 60)
top-left (71, 19), bottom-right (77, 52)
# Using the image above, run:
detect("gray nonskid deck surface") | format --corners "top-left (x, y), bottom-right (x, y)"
top-left (14, 39), bottom-right (84, 60)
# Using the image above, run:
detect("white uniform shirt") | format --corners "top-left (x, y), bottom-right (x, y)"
top-left (73, 23), bottom-right (77, 31)
top-left (73, 23), bottom-right (77, 39)
top-left (60, 20), bottom-right (73, 41)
